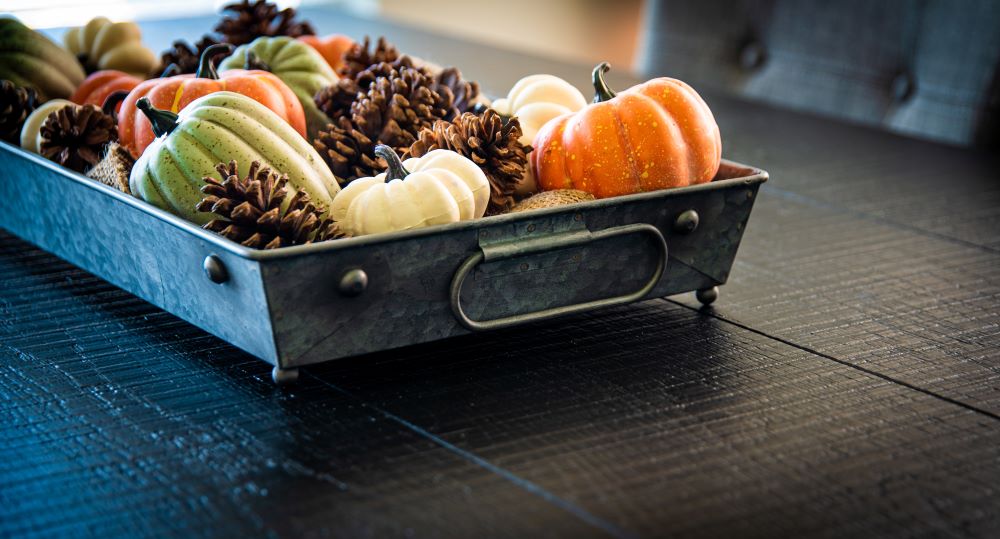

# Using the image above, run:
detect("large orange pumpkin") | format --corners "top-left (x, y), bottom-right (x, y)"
top-left (118, 43), bottom-right (306, 158)
top-left (532, 63), bottom-right (721, 199)
top-left (298, 34), bottom-right (354, 73)
top-left (70, 70), bottom-right (142, 111)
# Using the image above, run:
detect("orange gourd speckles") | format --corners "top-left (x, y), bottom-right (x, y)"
top-left (531, 63), bottom-right (721, 199)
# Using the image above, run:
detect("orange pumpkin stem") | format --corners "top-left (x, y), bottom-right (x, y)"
top-left (196, 43), bottom-right (235, 80)
top-left (374, 145), bottom-right (410, 182)
top-left (592, 62), bottom-right (617, 103)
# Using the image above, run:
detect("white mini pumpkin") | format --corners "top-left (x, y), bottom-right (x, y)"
top-left (491, 74), bottom-right (587, 194)
top-left (19, 99), bottom-right (74, 154)
top-left (331, 145), bottom-right (490, 237)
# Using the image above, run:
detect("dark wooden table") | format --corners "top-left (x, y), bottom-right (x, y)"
top-left (4, 8), bottom-right (1000, 538)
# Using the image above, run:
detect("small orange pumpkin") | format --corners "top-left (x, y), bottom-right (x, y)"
top-left (70, 70), bottom-right (142, 111)
top-left (118, 43), bottom-right (306, 158)
top-left (298, 34), bottom-right (354, 73)
top-left (532, 63), bottom-right (721, 199)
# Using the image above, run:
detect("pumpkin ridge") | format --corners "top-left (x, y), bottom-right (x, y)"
top-left (639, 91), bottom-right (689, 190)
top-left (608, 103), bottom-right (643, 196)
top-left (186, 104), bottom-right (331, 204)
top-left (169, 128), bottom-right (223, 208)
top-left (154, 139), bottom-right (197, 218)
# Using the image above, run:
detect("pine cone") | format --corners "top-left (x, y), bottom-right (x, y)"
top-left (1, 80), bottom-right (37, 144)
top-left (434, 68), bottom-right (480, 119)
top-left (313, 116), bottom-right (384, 182)
top-left (352, 66), bottom-right (453, 151)
top-left (159, 35), bottom-right (220, 75)
top-left (197, 160), bottom-right (337, 249)
top-left (39, 104), bottom-right (117, 173)
top-left (215, 0), bottom-right (315, 46)
top-left (314, 78), bottom-right (361, 123)
top-left (408, 109), bottom-right (531, 215)
top-left (340, 36), bottom-right (401, 78)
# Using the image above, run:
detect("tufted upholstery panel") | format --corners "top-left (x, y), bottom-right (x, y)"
top-left (639, 0), bottom-right (1000, 147)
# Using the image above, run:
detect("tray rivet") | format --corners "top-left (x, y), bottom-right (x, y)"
top-left (520, 262), bottom-right (529, 271)
top-left (526, 224), bottom-right (536, 233)
top-left (339, 269), bottom-right (368, 297)
top-left (673, 209), bottom-right (700, 234)
top-left (574, 214), bottom-right (583, 222)
top-left (203, 255), bottom-right (228, 284)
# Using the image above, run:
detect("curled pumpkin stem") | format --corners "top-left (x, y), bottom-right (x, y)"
top-left (102, 90), bottom-right (129, 120)
top-left (196, 43), bottom-right (235, 79)
top-left (374, 144), bottom-right (410, 181)
top-left (592, 62), bottom-right (617, 103)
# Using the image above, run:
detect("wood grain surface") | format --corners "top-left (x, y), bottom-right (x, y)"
top-left (4, 7), bottom-right (1000, 538)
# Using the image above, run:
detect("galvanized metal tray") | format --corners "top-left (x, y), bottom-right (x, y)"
top-left (0, 141), bottom-right (767, 383)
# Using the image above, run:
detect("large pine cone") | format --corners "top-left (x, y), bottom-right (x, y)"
top-left (313, 117), bottom-right (384, 183)
top-left (0, 80), bottom-right (37, 144)
top-left (197, 160), bottom-right (337, 249)
top-left (39, 104), bottom-right (117, 173)
top-left (352, 66), bottom-right (453, 151)
top-left (408, 109), bottom-right (531, 215)
top-left (215, 0), bottom-right (315, 46)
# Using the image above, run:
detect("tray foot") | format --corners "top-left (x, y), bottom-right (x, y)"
top-left (696, 286), bottom-right (719, 306)
top-left (272, 366), bottom-right (300, 386)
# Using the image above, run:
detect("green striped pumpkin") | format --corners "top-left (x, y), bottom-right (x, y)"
top-left (129, 91), bottom-right (340, 226)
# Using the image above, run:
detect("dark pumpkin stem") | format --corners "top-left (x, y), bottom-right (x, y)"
top-left (374, 144), bottom-right (409, 181)
top-left (136, 97), bottom-right (179, 137)
top-left (245, 50), bottom-right (271, 72)
top-left (592, 62), bottom-right (617, 103)
top-left (159, 63), bottom-right (182, 78)
top-left (196, 43), bottom-right (235, 79)
top-left (102, 90), bottom-right (129, 119)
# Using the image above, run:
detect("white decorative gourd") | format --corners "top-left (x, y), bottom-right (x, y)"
top-left (19, 99), bottom-right (74, 154)
top-left (331, 145), bottom-right (490, 237)
top-left (491, 74), bottom-right (587, 194)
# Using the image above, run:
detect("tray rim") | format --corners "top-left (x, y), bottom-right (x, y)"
top-left (0, 141), bottom-right (768, 262)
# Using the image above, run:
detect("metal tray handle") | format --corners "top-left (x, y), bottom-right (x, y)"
top-left (449, 223), bottom-right (668, 331)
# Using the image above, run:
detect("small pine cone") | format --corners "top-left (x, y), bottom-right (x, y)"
top-left (434, 67), bottom-right (480, 119)
top-left (313, 117), bottom-right (384, 183)
top-left (160, 35), bottom-right (220, 75)
top-left (407, 109), bottom-right (531, 215)
top-left (196, 160), bottom-right (335, 249)
top-left (39, 104), bottom-right (118, 173)
top-left (0, 80), bottom-right (37, 144)
top-left (215, 0), bottom-right (315, 46)
top-left (340, 36), bottom-right (401, 78)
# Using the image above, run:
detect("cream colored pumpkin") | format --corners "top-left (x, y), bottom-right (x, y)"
top-left (64, 17), bottom-right (159, 78)
top-left (491, 74), bottom-right (587, 194)
top-left (19, 99), bottom-right (74, 153)
top-left (331, 146), bottom-right (489, 237)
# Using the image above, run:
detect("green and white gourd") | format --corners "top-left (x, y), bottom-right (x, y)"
top-left (218, 36), bottom-right (338, 139)
top-left (129, 91), bottom-right (340, 226)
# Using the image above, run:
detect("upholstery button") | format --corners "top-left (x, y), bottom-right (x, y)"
top-left (891, 70), bottom-right (915, 103)
top-left (738, 40), bottom-right (766, 71)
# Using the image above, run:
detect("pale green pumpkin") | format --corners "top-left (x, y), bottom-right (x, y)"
top-left (129, 91), bottom-right (340, 226)
top-left (218, 36), bottom-right (338, 139)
